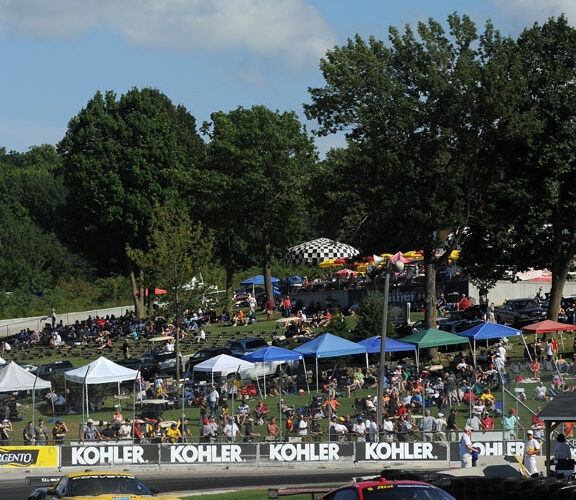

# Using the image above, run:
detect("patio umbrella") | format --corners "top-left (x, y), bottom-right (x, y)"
top-left (334, 268), bottom-right (356, 276)
top-left (522, 320), bottom-right (576, 351)
top-left (284, 237), bottom-right (360, 266)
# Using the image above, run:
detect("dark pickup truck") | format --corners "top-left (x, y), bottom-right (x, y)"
top-left (494, 298), bottom-right (546, 327)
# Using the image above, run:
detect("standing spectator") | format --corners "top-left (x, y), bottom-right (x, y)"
top-left (23, 422), bottom-right (35, 445)
top-left (420, 410), bottom-right (436, 441)
top-left (224, 417), bottom-right (240, 442)
top-left (166, 423), bottom-right (182, 443)
top-left (459, 426), bottom-right (479, 468)
top-left (264, 298), bottom-right (275, 320)
top-left (352, 416), bottom-right (367, 442)
top-left (52, 419), bottom-right (68, 445)
top-left (35, 419), bottom-right (49, 445)
top-left (282, 296), bottom-right (292, 318)
top-left (297, 414), bottom-right (308, 437)
top-left (435, 413), bottom-right (447, 442)
top-left (122, 337), bottom-right (131, 359)
top-left (310, 418), bottom-right (323, 439)
top-left (209, 385), bottom-right (219, 417)
top-left (329, 416), bottom-right (348, 441)
top-left (458, 294), bottom-right (470, 311)
top-left (178, 416), bottom-right (190, 443)
top-left (546, 339), bottom-right (554, 361)
top-left (382, 415), bottom-right (394, 443)
top-left (481, 412), bottom-right (494, 431)
top-left (445, 372), bottom-right (459, 407)
top-left (503, 409), bottom-right (523, 440)
top-left (118, 419), bottom-right (132, 440)
top-left (447, 409), bottom-right (459, 441)
top-left (0, 419), bottom-right (10, 445)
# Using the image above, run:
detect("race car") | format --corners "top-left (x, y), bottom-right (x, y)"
top-left (27, 472), bottom-right (182, 500)
top-left (316, 477), bottom-right (456, 500)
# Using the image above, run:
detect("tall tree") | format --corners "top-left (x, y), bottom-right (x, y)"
top-left (201, 105), bottom-right (317, 302)
top-left (58, 88), bottom-right (205, 317)
top-left (305, 14), bottom-right (516, 327)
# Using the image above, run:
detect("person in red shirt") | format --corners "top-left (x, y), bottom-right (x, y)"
top-left (481, 413), bottom-right (494, 430)
top-left (458, 294), bottom-right (470, 311)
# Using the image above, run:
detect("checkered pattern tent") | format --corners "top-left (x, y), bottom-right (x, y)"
top-left (284, 238), bottom-right (360, 265)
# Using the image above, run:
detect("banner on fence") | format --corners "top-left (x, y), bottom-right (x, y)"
top-left (260, 442), bottom-right (354, 462)
top-left (358, 442), bottom-right (448, 461)
top-left (61, 445), bottom-right (157, 466)
top-left (0, 446), bottom-right (58, 468)
top-left (160, 444), bottom-right (257, 464)
top-left (448, 441), bottom-right (527, 458)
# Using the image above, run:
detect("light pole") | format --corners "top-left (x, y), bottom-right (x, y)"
top-left (374, 256), bottom-right (405, 440)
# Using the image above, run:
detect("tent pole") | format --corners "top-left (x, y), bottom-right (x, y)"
top-left (302, 358), bottom-right (310, 393)
top-left (522, 335), bottom-right (533, 362)
top-left (278, 366), bottom-right (283, 441)
top-left (316, 358), bottom-right (319, 394)
top-left (365, 352), bottom-right (369, 371)
top-left (32, 376), bottom-right (38, 431)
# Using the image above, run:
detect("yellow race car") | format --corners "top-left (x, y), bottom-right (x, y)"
top-left (28, 472), bottom-right (182, 500)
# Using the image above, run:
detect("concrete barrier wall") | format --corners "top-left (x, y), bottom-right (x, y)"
top-left (0, 306), bottom-right (134, 338)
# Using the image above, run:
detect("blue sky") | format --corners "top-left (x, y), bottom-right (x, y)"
top-left (1, 0), bottom-right (573, 155)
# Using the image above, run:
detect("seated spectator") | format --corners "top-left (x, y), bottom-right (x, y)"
top-left (480, 389), bottom-right (495, 411)
top-left (244, 418), bottom-right (260, 442)
top-left (82, 419), bottom-right (101, 441)
top-left (236, 401), bottom-right (250, 426)
top-left (530, 359), bottom-right (541, 380)
top-left (534, 381), bottom-right (548, 401)
top-left (267, 417), bottom-right (280, 438)
top-left (118, 419), bottom-right (132, 440)
top-left (165, 423), bottom-right (181, 443)
top-left (329, 416), bottom-right (348, 441)
top-left (254, 401), bottom-right (269, 425)
top-left (556, 354), bottom-right (570, 373)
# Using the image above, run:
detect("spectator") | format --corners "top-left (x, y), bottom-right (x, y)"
top-left (165, 423), bottom-right (181, 443)
top-left (459, 426), bottom-right (479, 468)
top-left (329, 416), bottom-right (348, 441)
top-left (503, 409), bottom-right (523, 440)
top-left (82, 419), bottom-right (101, 441)
top-left (534, 381), bottom-right (548, 401)
top-left (209, 385), bottom-right (219, 417)
top-left (52, 419), bottom-right (68, 445)
top-left (23, 422), bottom-right (35, 445)
top-left (267, 417), bottom-right (280, 438)
top-left (254, 401), bottom-right (269, 425)
top-left (310, 418), bottom-right (323, 439)
top-left (297, 414), bottom-right (308, 437)
top-left (352, 416), bottom-right (367, 442)
top-left (382, 415), bottom-right (394, 443)
top-left (435, 413), bottom-right (447, 442)
top-left (556, 354), bottom-right (569, 373)
top-left (34, 419), bottom-right (49, 445)
top-left (0, 419), bottom-right (10, 445)
top-left (224, 417), bottom-right (240, 442)
top-left (118, 419), bottom-right (132, 440)
top-left (244, 418), bottom-right (260, 442)
top-left (420, 410), bottom-right (436, 442)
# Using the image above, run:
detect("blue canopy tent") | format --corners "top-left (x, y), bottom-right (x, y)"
top-left (357, 336), bottom-right (417, 354)
top-left (294, 333), bottom-right (368, 393)
top-left (458, 322), bottom-right (529, 364)
top-left (240, 275), bottom-right (280, 285)
top-left (287, 276), bottom-right (303, 283)
top-left (243, 346), bottom-right (306, 438)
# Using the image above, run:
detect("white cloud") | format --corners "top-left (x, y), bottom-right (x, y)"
top-left (491, 0), bottom-right (576, 29)
top-left (0, 0), bottom-right (335, 70)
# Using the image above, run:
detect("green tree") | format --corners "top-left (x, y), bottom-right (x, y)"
top-left (305, 14), bottom-right (516, 327)
top-left (201, 105), bottom-right (317, 303)
top-left (58, 88), bottom-right (205, 317)
top-left (127, 203), bottom-right (213, 381)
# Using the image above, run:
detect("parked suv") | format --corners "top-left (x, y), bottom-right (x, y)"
top-left (494, 298), bottom-right (546, 327)
top-left (225, 337), bottom-right (268, 357)
top-left (35, 360), bottom-right (74, 379)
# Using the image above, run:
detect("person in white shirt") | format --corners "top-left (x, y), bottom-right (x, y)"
top-left (534, 381), bottom-right (548, 401)
top-left (329, 416), bottom-right (348, 441)
top-left (352, 416), bottom-right (367, 442)
top-left (497, 345), bottom-right (507, 361)
top-left (382, 415), bottom-right (394, 443)
top-left (459, 426), bottom-right (479, 468)
top-left (523, 429), bottom-right (540, 475)
top-left (224, 417), bottom-right (240, 442)
top-left (118, 419), bottom-right (132, 440)
top-left (435, 413), bottom-right (447, 441)
top-left (365, 418), bottom-right (378, 442)
top-left (297, 415), bottom-right (308, 436)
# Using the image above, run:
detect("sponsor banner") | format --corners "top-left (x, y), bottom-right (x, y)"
top-left (0, 446), bottom-right (58, 468)
top-left (260, 442), bottom-right (354, 462)
top-left (61, 445), bottom-right (157, 466)
top-left (160, 443), bottom-right (256, 464)
top-left (449, 441), bottom-right (528, 458)
top-left (358, 442), bottom-right (448, 461)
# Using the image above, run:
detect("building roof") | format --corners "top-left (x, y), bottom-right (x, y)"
top-left (537, 393), bottom-right (576, 421)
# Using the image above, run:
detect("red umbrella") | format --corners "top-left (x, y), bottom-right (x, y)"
top-left (333, 258), bottom-right (347, 265)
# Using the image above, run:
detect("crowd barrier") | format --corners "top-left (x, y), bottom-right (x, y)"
top-left (0, 440), bottom-right (533, 468)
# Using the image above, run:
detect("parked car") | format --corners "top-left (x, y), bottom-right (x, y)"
top-left (436, 307), bottom-right (486, 334)
top-left (35, 361), bottom-right (74, 380)
top-left (185, 347), bottom-right (233, 372)
top-left (494, 298), bottom-right (547, 327)
top-left (226, 337), bottom-right (268, 357)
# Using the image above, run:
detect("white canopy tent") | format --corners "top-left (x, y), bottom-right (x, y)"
top-left (0, 361), bottom-right (51, 427)
top-left (65, 356), bottom-right (140, 421)
top-left (192, 354), bottom-right (255, 383)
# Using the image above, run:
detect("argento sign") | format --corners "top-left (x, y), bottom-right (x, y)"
top-left (0, 449), bottom-right (39, 466)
